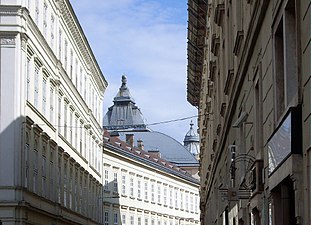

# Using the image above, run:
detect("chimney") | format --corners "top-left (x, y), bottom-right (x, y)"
top-left (137, 139), bottom-right (144, 150)
top-left (126, 134), bottom-right (134, 147)
top-left (148, 149), bottom-right (161, 158)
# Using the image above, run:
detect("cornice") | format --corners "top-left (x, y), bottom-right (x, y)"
top-left (57, 0), bottom-right (108, 93)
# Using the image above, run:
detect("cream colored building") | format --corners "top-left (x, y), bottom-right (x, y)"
top-left (187, 0), bottom-right (310, 224)
top-left (103, 131), bottom-right (200, 225)
top-left (0, 0), bottom-right (107, 224)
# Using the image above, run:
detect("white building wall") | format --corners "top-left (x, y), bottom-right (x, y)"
top-left (103, 147), bottom-right (200, 225)
top-left (0, 0), bottom-right (107, 224)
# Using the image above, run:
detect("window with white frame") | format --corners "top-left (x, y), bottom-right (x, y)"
top-left (104, 169), bottom-right (109, 191)
top-left (104, 211), bottom-right (109, 225)
top-left (145, 218), bottom-right (149, 225)
top-left (35, 0), bottom-right (39, 25)
top-left (130, 215), bottom-right (134, 225)
top-left (138, 216), bottom-right (142, 225)
top-left (113, 172), bottom-right (118, 193)
top-left (185, 192), bottom-right (189, 211)
top-left (144, 180), bottom-right (148, 201)
top-left (122, 214), bottom-right (126, 224)
top-left (33, 140), bottom-right (38, 193)
top-left (64, 102), bottom-right (68, 138)
top-left (50, 14), bottom-right (55, 49)
top-left (169, 187), bottom-right (173, 207)
top-left (163, 186), bottom-right (167, 206)
top-left (190, 194), bottom-right (194, 212)
top-left (24, 133), bottom-right (30, 188)
top-left (175, 189), bottom-right (178, 208)
top-left (42, 76), bottom-right (47, 116)
top-left (42, 145), bottom-right (47, 197)
top-left (157, 183), bottom-right (161, 204)
top-left (122, 173), bottom-right (126, 195)
top-left (26, 57), bottom-right (31, 101)
top-left (57, 96), bottom-right (62, 133)
top-left (151, 182), bottom-right (155, 202)
top-left (58, 29), bottom-right (62, 60)
top-left (64, 39), bottom-right (68, 70)
top-left (34, 65), bottom-right (39, 108)
top-left (50, 84), bottom-right (55, 123)
top-left (180, 191), bottom-right (184, 210)
top-left (43, 2), bottom-right (47, 38)
top-left (130, 176), bottom-right (134, 197)
top-left (63, 161), bottom-right (67, 207)
top-left (151, 218), bottom-right (155, 225)
top-left (137, 178), bottom-right (141, 199)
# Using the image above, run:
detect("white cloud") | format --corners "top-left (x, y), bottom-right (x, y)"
top-left (70, 0), bottom-right (198, 142)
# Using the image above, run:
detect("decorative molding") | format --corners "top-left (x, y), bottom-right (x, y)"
top-left (0, 37), bottom-right (15, 45)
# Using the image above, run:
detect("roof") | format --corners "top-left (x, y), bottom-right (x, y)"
top-left (103, 130), bottom-right (199, 184)
top-left (118, 131), bottom-right (199, 167)
top-left (103, 75), bottom-right (147, 131)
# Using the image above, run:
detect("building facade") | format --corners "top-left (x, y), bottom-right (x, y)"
top-left (103, 131), bottom-right (200, 225)
top-left (187, 0), bottom-right (310, 224)
top-left (0, 0), bottom-right (107, 224)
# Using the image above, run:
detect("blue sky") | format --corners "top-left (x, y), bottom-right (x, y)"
top-left (70, 0), bottom-right (198, 143)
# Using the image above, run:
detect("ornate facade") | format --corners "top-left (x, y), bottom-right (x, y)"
top-left (0, 0), bottom-right (107, 224)
top-left (187, 0), bottom-right (310, 224)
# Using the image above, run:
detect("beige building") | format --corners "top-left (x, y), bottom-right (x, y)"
top-left (103, 131), bottom-right (200, 225)
top-left (0, 0), bottom-right (107, 224)
top-left (187, 0), bottom-right (310, 225)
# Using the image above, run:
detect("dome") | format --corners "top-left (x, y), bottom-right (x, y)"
top-left (183, 121), bottom-right (200, 156)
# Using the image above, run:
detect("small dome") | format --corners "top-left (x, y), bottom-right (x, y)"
top-left (183, 121), bottom-right (200, 157)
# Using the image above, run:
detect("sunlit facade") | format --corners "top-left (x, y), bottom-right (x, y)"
top-left (187, 0), bottom-right (310, 224)
top-left (0, 0), bottom-right (107, 224)
top-left (103, 131), bottom-right (200, 225)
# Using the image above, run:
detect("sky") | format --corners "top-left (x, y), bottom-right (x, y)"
top-left (70, 0), bottom-right (198, 143)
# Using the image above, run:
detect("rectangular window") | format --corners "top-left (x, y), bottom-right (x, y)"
top-left (145, 218), bottom-right (149, 225)
top-left (24, 141), bottom-right (29, 188)
top-left (104, 169), bottom-right (109, 191)
top-left (122, 174), bottom-right (126, 195)
top-left (43, 2), bottom-right (47, 38)
top-left (64, 39), bottom-right (68, 70)
top-left (157, 184), bottom-right (161, 204)
top-left (144, 181), bottom-right (148, 201)
top-left (273, 1), bottom-right (298, 121)
top-left (34, 66), bottom-right (39, 108)
top-left (50, 86), bottom-right (54, 123)
top-left (130, 215), bottom-right (134, 225)
top-left (58, 29), bottom-right (62, 60)
top-left (137, 179), bottom-right (141, 199)
top-left (35, 0), bottom-right (39, 24)
top-left (138, 216), bottom-right (142, 225)
top-left (130, 177), bottom-right (134, 197)
top-left (113, 172), bottom-right (118, 192)
top-left (122, 214), bottom-right (126, 224)
top-left (26, 57), bottom-right (31, 100)
top-left (70, 50), bottom-right (73, 78)
top-left (104, 211), bottom-right (109, 225)
top-left (50, 15), bottom-right (55, 48)
top-left (58, 97), bottom-right (62, 133)
top-left (175, 189), bottom-right (178, 208)
top-left (114, 213), bottom-right (118, 225)
top-left (64, 103), bottom-right (68, 138)
top-left (163, 186), bottom-right (167, 205)
top-left (42, 78), bottom-right (47, 116)
top-left (169, 188), bottom-right (173, 207)
top-left (151, 182), bottom-right (155, 202)
top-left (69, 110), bottom-right (73, 143)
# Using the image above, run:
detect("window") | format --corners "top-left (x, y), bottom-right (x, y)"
top-left (24, 133), bottom-right (29, 188)
top-left (43, 2), bottom-right (47, 37)
top-left (49, 150), bottom-right (54, 199)
top-left (64, 39), bottom-right (68, 70)
top-left (137, 179), bottom-right (141, 199)
top-left (64, 162), bottom-right (67, 207)
top-left (138, 216), bottom-right (142, 225)
top-left (151, 182), bottom-right (155, 202)
top-left (33, 140), bottom-right (38, 193)
top-left (64, 102), bottom-right (68, 138)
top-left (190, 194), bottom-right (194, 212)
top-left (175, 189), bottom-right (178, 208)
top-left (104, 169), bottom-right (109, 191)
top-left (144, 181), bottom-right (148, 201)
top-left (42, 77), bottom-right (47, 116)
top-left (69, 109), bottom-right (73, 143)
top-left (104, 211), bottom-right (109, 225)
top-left (130, 215), bottom-right (134, 225)
top-left (122, 214), bottom-right (126, 224)
top-left (163, 186), bottom-right (167, 206)
top-left (114, 213), bottom-right (118, 225)
top-left (70, 50), bottom-right (73, 78)
top-left (130, 176), bottom-right (134, 197)
top-left (185, 193), bottom-right (189, 211)
top-left (169, 188), bottom-right (173, 207)
top-left (35, 0), bottom-right (39, 24)
top-left (50, 15), bottom-right (55, 48)
top-left (26, 57), bottom-right (31, 100)
top-left (58, 29), bottom-right (62, 60)
top-left (145, 218), bottom-right (149, 225)
top-left (57, 155), bottom-right (61, 203)
top-left (180, 191), bottom-right (184, 209)
top-left (122, 173), bottom-right (126, 195)
top-left (113, 172), bottom-right (118, 193)
top-left (273, 0), bottom-right (298, 121)
top-left (157, 184), bottom-right (161, 204)
top-left (42, 146), bottom-right (47, 197)
top-left (50, 85), bottom-right (54, 123)
top-left (80, 121), bottom-right (83, 155)
top-left (34, 66), bottom-right (39, 108)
